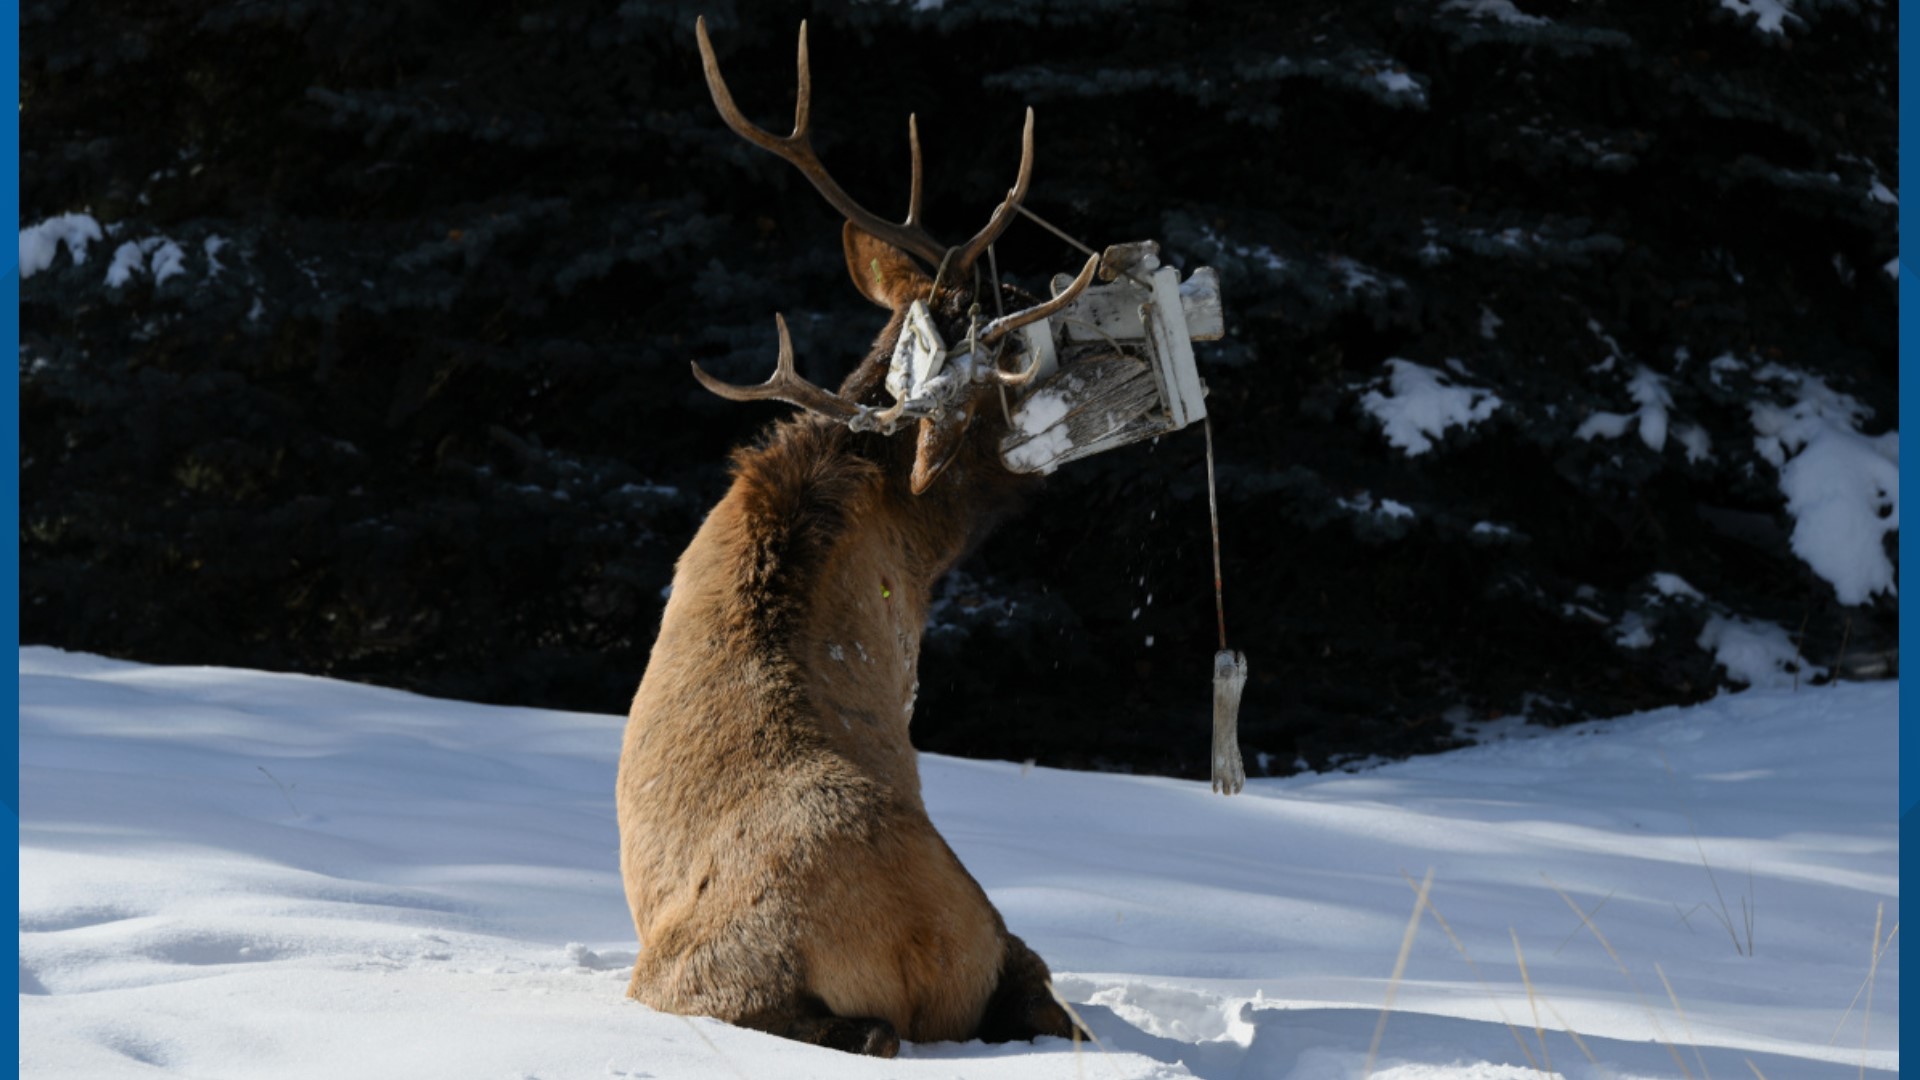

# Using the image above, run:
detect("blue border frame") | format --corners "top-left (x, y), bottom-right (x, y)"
top-left (1896, 0), bottom-right (1912, 1045)
top-left (6, 0), bottom-right (21, 1042)
top-left (1901, 0), bottom-right (1915, 820)
top-left (0, 0), bottom-right (1908, 1064)
top-left (1898, 0), bottom-right (1913, 1050)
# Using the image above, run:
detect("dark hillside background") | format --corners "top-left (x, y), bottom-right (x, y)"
top-left (21, 0), bottom-right (1897, 776)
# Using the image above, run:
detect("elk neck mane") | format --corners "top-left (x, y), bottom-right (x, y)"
top-left (719, 327), bottom-right (1029, 651)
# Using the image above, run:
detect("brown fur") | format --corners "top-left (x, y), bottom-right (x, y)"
top-left (617, 232), bottom-right (1075, 1055)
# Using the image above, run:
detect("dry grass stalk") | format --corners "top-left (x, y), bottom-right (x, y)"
top-left (677, 1015), bottom-right (753, 1080)
top-left (1509, 929), bottom-right (1555, 1077)
top-left (1045, 980), bottom-right (1123, 1080)
top-left (1364, 867), bottom-right (1434, 1078)
top-left (1399, 870), bottom-right (1544, 1076)
top-left (1556, 889), bottom-right (1615, 954)
top-left (1658, 752), bottom-right (1753, 957)
top-left (1689, 824), bottom-right (1751, 957)
top-left (1543, 873), bottom-right (1693, 1079)
top-left (1828, 913), bottom-right (1900, 1044)
top-left (1859, 903), bottom-right (1885, 1080)
top-left (1656, 962), bottom-right (1713, 1080)
top-left (1542, 998), bottom-right (1613, 1080)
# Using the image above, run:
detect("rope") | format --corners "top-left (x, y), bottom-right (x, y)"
top-left (1204, 411), bottom-right (1228, 652)
top-left (988, 244), bottom-right (1014, 427)
top-left (1013, 204), bottom-right (1153, 288)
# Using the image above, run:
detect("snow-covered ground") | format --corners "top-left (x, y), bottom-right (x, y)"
top-left (18, 647), bottom-right (1897, 1078)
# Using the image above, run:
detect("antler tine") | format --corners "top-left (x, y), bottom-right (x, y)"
top-left (979, 253), bottom-right (1100, 356)
top-left (863, 397), bottom-right (919, 437)
top-left (695, 16), bottom-right (796, 157)
top-left (907, 114), bottom-right (924, 228)
top-left (792, 20), bottom-right (811, 139)
top-left (948, 108), bottom-right (1037, 277)
top-left (690, 314), bottom-right (865, 423)
top-left (695, 17), bottom-right (947, 268)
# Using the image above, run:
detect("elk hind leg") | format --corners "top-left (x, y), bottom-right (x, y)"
top-left (783, 994), bottom-right (901, 1058)
top-left (975, 933), bottom-right (1082, 1043)
top-left (630, 935), bottom-right (900, 1058)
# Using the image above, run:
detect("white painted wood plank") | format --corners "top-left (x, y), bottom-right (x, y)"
top-left (1147, 265), bottom-right (1207, 429)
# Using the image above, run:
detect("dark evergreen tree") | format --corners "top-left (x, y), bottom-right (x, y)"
top-left (22, 0), bottom-right (1896, 776)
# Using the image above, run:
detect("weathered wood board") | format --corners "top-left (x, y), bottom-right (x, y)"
top-left (1049, 265), bottom-right (1224, 343)
top-left (1000, 351), bottom-right (1166, 474)
top-left (998, 256), bottom-right (1222, 473)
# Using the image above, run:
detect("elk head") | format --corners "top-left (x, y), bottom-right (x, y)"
top-left (690, 16), bottom-right (1099, 495)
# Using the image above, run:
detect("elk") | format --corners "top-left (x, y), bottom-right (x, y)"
top-left (615, 19), bottom-right (1100, 1057)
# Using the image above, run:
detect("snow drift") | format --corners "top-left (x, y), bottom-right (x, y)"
top-left (18, 648), bottom-right (1898, 1078)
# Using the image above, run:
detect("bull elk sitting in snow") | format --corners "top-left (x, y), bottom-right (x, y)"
top-left (616, 19), bottom-right (1102, 1057)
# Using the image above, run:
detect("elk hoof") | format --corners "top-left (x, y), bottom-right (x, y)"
top-left (797, 1015), bottom-right (900, 1058)
top-left (977, 988), bottom-right (1080, 1043)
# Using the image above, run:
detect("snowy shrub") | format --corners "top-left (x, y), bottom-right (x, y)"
top-left (1749, 368), bottom-right (1899, 605)
top-left (1697, 614), bottom-right (1823, 690)
top-left (19, 212), bottom-right (102, 278)
top-left (1357, 359), bottom-right (1502, 457)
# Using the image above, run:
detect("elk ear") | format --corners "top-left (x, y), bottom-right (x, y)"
top-left (845, 222), bottom-right (934, 310)
top-left (910, 411), bottom-right (972, 495)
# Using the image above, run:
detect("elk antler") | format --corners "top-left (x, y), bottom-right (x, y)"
top-left (691, 314), bottom-right (866, 423)
top-left (696, 17), bottom-right (947, 269)
top-left (979, 253), bottom-right (1101, 354)
top-left (946, 108), bottom-right (1036, 280)
top-left (697, 18), bottom-right (1041, 280)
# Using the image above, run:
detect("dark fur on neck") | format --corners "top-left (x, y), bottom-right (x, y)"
top-left (724, 312), bottom-right (1035, 646)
